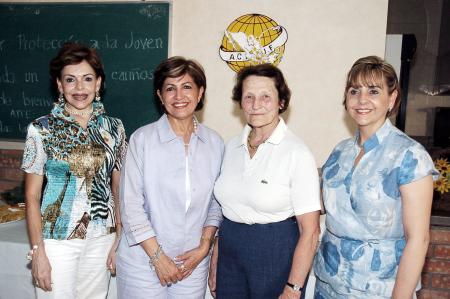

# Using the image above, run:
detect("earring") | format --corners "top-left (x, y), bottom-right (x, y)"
top-left (95, 91), bottom-right (101, 102)
top-left (58, 93), bottom-right (64, 104)
top-left (388, 107), bottom-right (392, 113)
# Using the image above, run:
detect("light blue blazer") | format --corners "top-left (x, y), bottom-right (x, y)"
top-left (117, 114), bottom-right (224, 298)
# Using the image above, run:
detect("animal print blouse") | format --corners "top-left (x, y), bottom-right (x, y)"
top-left (21, 101), bottom-right (126, 240)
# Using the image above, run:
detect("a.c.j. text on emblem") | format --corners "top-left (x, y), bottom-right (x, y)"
top-left (219, 14), bottom-right (288, 72)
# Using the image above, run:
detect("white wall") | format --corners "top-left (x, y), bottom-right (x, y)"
top-left (1, 0), bottom-right (389, 165)
top-left (171, 0), bottom-right (389, 164)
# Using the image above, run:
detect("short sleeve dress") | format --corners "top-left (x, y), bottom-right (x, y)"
top-left (313, 120), bottom-right (438, 298)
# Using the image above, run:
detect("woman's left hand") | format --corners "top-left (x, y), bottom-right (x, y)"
top-left (106, 236), bottom-right (120, 274)
top-left (278, 286), bottom-right (301, 299)
top-left (175, 245), bottom-right (209, 280)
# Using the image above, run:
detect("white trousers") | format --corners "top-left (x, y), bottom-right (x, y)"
top-left (36, 233), bottom-right (115, 299)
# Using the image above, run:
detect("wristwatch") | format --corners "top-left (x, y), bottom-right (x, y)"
top-left (286, 282), bottom-right (303, 292)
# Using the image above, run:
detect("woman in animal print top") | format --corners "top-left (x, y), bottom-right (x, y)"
top-left (21, 42), bottom-right (126, 299)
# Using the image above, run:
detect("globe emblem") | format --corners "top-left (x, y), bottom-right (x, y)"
top-left (219, 14), bottom-right (288, 72)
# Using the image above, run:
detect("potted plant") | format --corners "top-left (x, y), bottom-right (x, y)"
top-left (433, 158), bottom-right (450, 215)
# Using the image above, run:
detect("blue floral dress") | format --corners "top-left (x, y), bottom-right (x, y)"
top-left (21, 101), bottom-right (126, 240)
top-left (313, 120), bottom-right (438, 298)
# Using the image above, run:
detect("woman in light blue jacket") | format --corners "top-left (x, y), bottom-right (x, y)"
top-left (116, 57), bottom-right (224, 299)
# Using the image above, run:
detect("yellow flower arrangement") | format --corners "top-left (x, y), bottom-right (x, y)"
top-left (434, 158), bottom-right (450, 194)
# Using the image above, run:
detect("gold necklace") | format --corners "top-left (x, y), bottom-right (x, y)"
top-left (64, 105), bottom-right (93, 117)
top-left (247, 131), bottom-right (267, 151)
top-left (247, 133), bottom-right (258, 150)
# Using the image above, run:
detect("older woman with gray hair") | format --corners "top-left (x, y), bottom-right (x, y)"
top-left (210, 64), bottom-right (321, 299)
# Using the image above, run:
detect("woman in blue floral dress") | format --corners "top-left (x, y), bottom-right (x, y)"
top-left (313, 56), bottom-right (438, 298)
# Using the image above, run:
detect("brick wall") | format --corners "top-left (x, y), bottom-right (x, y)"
top-left (0, 149), bottom-right (24, 203)
top-left (418, 226), bottom-right (450, 298)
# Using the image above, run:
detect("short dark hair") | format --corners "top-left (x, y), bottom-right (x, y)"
top-left (49, 42), bottom-right (105, 98)
top-left (344, 55), bottom-right (401, 117)
top-left (231, 64), bottom-right (291, 114)
top-left (153, 56), bottom-right (207, 112)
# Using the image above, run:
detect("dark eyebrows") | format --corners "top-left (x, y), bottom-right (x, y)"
top-left (62, 73), bottom-right (95, 77)
top-left (163, 81), bottom-right (193, 87)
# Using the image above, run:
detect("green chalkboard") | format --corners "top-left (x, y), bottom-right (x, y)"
top-left (0, 2), bottom-right (169, 140)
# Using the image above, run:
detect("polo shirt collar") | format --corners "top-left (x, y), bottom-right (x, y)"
top-left (238, 117), bottom-right (287, 147)
top-left (355, 118), bottom-right (392, 153)
top-left (157, 113), bottom-right (207, 144)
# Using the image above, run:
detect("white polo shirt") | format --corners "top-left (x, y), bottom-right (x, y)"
top-left (214, 118), bottom-right (321, 224)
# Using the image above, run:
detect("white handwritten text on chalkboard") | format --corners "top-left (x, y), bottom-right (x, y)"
top-left (17, 33), bottom-right (164, 51)
top-left (0, 66), bottom-right (15, 84)
top-left (0, 2), bottom-right (169, 139)
top-left (111, 68), bottom-right (154, 81)
top-left (0, 121), bottom-right (13, 133)
top-left (124, 32), bottom-right (163, 50)
top-left (24, 72), bottom-right (39, 83)
top-left (22, 92), bottom-right (53, 107)
top-left (10, 109), bottom-right (33, 119)
top-left (0, 91), bottom-right (12, 106)
top-left (18, 34), bottom-right (76, 51)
